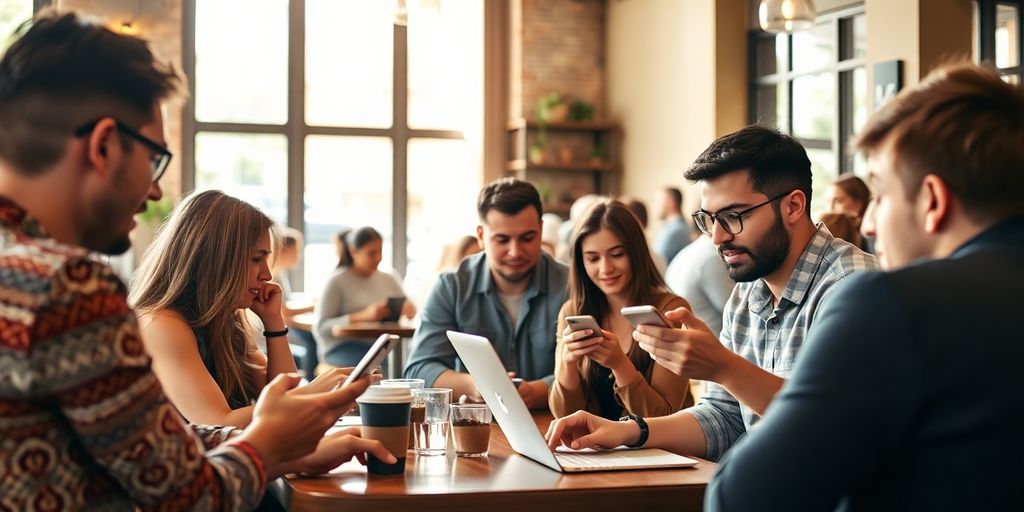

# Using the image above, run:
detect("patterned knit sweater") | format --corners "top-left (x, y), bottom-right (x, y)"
top-left (0, 197), bottom-right (265, 511)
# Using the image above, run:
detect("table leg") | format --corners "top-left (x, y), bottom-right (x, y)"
top-left (387, 336), bottom-right (406, 379)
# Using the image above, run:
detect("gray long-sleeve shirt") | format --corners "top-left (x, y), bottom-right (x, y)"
top-left (314, 267), bottom-right (405, 361)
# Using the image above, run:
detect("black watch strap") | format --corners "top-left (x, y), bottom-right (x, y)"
top-left (620, 414), bottom-right (649, 448)
top-left (263, 328), bottom-right (289, 338)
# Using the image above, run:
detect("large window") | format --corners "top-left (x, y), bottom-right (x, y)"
top-left (975, 0), bottom-right (1022, 83)
top-left (185, 0), bottom-right (484, 293)
top-left (750, 6), bottom-right (867, 217)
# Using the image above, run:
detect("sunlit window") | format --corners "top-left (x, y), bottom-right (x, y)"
top-left (751, 7), bottom-right (867, 217)
top-left (0, 1), bottom-right (33, 52)
top-left (976, 1), bottom-right (1022, 83)
top-left (187, 0), bottom-right (483, 296)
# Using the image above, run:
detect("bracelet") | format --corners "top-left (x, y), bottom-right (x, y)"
top-left (230, 440), bottom-right (267, 488)
top-left (263, 327), bottom-right (289, 338)
top-left (620, 413), bottom-right (649, 448)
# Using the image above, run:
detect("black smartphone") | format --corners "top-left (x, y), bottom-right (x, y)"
top-left (339, 333), bottom-right (399, 388)
top-left (383, 296), bottom-right (405, 322)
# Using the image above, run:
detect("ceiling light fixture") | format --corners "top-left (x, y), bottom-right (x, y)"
top-left (758, 0), bottom-right (817, 33)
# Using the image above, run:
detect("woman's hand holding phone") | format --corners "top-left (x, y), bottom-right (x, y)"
top-left (560, 323), bottom-right (602, 363)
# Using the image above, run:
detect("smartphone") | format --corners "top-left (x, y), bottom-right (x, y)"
top-left (620, 305), bottom-right (672, 330)
top-left (565, 315), bottom-right (601, 336)
top-left (383, 296), bottom-right (405, 322)
top-left (340, 333), bottom-right (399, 388)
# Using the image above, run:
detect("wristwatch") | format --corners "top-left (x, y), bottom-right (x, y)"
top-left (619, 413), bottom-right (649, 448)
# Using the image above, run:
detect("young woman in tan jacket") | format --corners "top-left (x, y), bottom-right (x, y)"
top-left (550, 199), bottom-right (693, 419)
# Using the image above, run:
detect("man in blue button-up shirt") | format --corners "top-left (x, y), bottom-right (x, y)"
top-left (404, 178), bottom-right (568, 409)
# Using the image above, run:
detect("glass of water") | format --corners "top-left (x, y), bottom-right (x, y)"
top-left (411, 387), bottom-right (452, 456)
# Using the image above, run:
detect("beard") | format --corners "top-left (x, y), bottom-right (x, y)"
top-left (79, 163), bottom-right (140, 255)
top-left (494, 266), bottom-right (533, 284)
top-left (719, 212), bottom-right (790, 283)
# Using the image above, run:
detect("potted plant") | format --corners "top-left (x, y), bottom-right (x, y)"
top-left (537, 92), bottom-right (567, 123)
top-left (568, 100), bottom-right (595, 122)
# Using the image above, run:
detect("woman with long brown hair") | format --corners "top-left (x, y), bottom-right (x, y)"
top-left (130, 190), bottom-right (342, 427)
top-left (550, 199), bottom-right (692, 419)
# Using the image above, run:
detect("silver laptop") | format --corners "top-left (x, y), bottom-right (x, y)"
top-left (446, 330), bottom-right (699, 473)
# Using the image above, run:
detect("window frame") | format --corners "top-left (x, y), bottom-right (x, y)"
top-left (181, 0), bottom-right (466, 286)
top-left (748, 4), bottom-right (866, 177)
top-left (976, 0), bottom-right (1023, 81)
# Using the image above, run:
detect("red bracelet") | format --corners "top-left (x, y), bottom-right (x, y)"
top-left (230, 440), bottom-right (267, 488)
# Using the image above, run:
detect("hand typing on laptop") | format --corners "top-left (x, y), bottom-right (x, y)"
top-left (545, 410), bottom-right (641, 451)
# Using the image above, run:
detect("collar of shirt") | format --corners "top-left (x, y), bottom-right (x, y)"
top-left (747, 223), bottom-right (835, 315)
top-left (951, 215), bottom-right (1024, 259)
top-left (0, 196), bottom-right (48, 240)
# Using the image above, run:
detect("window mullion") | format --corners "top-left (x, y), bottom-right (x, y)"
top-left (392, 23), bottom-right (409, 277)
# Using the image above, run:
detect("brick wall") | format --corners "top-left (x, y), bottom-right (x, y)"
top-left (516, 0), bottom-right (605, 120)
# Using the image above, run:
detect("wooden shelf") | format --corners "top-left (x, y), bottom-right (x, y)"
top-left (507, 118), bottom-right (619, 131)
top-left (507, 159), bottom-right (616, 173)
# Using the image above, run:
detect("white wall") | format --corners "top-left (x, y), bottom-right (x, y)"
top-left (606, 0), bottom-right (716, 225)
top-left (607, 0), bottom-right (747, 229)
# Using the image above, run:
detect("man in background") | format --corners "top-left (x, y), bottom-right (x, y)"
top-left (654, 186), bottom-right (692, 264)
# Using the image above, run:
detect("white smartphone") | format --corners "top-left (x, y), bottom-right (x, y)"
top-left (619, 305), bottom-right (672, 330)
top-left (340, 333), bottom-right (399, 388)
top-left (565, 315), bottom-right (602, 336)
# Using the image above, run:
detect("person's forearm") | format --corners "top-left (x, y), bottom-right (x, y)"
top-left (555, 359), bottom-right (582, 391)
top-left (641, 410), bottom-right (709, 457)
top-left (716, 358), bottom-right (784, 416)
top-left (265, 336), bottom-right (298, 380)
top-left (186, 405), bottom-right (254, 428)
top-left (433, 370), bottom-right (478, 399)
top-left (608, 358), bottom-right (642, 389)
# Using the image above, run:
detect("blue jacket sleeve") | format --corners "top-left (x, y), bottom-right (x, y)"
top-left (705, 272), bottom-right (922, 511)
top-left (403, 275), bottom-right (461, 386)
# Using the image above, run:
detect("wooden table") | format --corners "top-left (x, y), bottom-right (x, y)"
top-left (271, 413), bottom-right (715, 512)
top-left (286, 314), bottom-right (416, 377)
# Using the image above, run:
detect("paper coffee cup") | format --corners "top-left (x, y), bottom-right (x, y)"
top-left (356, 385), bottom-right (412, 475)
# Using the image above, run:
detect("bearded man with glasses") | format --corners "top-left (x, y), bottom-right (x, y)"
top-left (545, 124), bottom-right (876, 463)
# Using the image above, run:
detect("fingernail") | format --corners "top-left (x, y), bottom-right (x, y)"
top-left (386, 453), bottom-right (397, 463)
top-left (571, 441), bottom-right (579, 449)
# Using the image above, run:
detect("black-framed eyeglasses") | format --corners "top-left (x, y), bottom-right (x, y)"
top-left (691, 191), bottom-right (793, 236)
top-left (74, 119), bottom-right (172, 182)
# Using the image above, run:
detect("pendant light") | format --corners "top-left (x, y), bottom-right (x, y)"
top-left (758, 0), bottom-right (817, 33)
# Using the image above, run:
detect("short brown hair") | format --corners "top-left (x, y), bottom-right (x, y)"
top-left (476, 177), bottom-right (542, 221)
top-left (851, 62), bottom-right (1024, 221)
top-left (0, 10), bottom-right (182, 175)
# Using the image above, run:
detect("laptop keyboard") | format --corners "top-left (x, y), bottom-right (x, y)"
top-left (555, 450), bottom-right (640, 469)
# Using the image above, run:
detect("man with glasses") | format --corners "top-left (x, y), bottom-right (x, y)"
top-left (546, 125), bottom-right (876, 462)
top-left (0, 12), bottom-right (391, 511)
